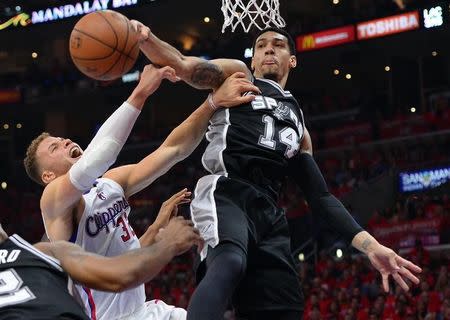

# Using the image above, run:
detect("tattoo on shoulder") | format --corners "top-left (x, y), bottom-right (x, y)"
top-left (191, 62), bottom-right (225, 89)
top-left (361, 239), bottom-right (372, 251)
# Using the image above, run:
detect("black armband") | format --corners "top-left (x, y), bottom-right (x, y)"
top-left (290, 152), bottom-right (364, 244)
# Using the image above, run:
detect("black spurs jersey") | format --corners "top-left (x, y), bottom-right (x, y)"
top-left (202, 77), bottom-right (305, 199)
top-left (0, 234), bottom-right (88, 320)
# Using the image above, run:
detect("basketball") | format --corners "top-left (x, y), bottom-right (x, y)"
top-left (69, 10), bottom-right (140, 81)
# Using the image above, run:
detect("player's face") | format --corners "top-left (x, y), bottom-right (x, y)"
top-left (251, 31), bottom-right (296, 83)
top-left (36, 136), bottom-right (83, 184)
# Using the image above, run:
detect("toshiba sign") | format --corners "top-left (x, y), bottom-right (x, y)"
top-left (357, 11), bottom-right (420, 40)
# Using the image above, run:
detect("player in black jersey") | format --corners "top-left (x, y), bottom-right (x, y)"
top-left (132, 22), bottom-right (422, 320)
top-left (0, 216), bottom-right (202, 320)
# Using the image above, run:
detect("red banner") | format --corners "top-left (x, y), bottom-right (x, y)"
top-left (371, 217), bottom-right (444, 248)
top-left (380, 114), bottom-right (429, 139)
top-left (296, 25), bottom-right (355, 52)
top-left (357, 11), bottom-right (420, 40)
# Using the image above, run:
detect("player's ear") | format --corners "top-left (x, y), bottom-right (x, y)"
top-left (289, 55), bottom-right (297, 68)
top-left (42, 170), bottom-right (56, 185)
top-left (251, 57), bottom-right (255, 71)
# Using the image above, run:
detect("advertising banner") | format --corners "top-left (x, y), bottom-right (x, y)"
top-left (423, 5), bottom-right (444, 28)
top-left (0, 0), bottom-right (140, 31)
top-left (296, 25), bottom-right (355, 52)
top-left (399, 166), bottom-right (450, 192)
top-left (371, 217), bottom-right (444, 248)
top-left (357, 11), bottom-right (420, 40)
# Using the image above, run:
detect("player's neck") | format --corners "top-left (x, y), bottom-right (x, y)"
top-left (256, 73), bottom-right (288, 89)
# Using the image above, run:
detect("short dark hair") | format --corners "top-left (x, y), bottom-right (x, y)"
top-left (252, 27), bottom-right (296, 56)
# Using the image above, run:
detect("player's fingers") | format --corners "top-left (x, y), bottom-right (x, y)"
top-left (392, 272), bottom-right (410, 291)
top-left (172, 192), bottom-right (191, 204)
top-left (159, 66), bottom-right (176, 77)
top-left (129, 20), bottom-right (140, 32)
top-left (230, 72), bottom-right (247, 79)
top-left (397, 256), bottom-right (422, 273)
top-left (238, 83), bottom-right (260, 93)
top-left (238, 95), bottom-right (257, 104)
top-left (398, 266), bottom-right (420, 284)
top-left (164, 69), bottom-right (179, 82)
top-left (164, 188), bottom-right (188, 204)
top-left (382, 273), bottom-right (389, 292)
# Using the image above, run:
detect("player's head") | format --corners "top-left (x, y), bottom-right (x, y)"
top-left (24, 132), bottom-right (83, 186)
top-left (251, 27), bottom-right (297, 84)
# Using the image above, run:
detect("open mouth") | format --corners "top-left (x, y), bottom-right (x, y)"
top-left (69, 146), bottom-right (82, 158)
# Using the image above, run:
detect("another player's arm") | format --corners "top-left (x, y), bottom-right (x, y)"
top-left (34, 217), bottom-right (202, 292)
top-left (40, 66), bottom-right (177, 241)
top-left (131, 20), bottom-right (251, 89)
top-left (105, 72), bottom-right (260, 199)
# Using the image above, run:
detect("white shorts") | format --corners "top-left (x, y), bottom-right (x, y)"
top-left (117, 300), bottom-right (186, 320)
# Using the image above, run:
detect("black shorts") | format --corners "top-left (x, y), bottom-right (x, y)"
top-left (191, 175), bottom-right (303, 313)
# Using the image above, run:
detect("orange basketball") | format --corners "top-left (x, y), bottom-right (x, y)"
top-left (69, 10), bottom-right (140, 81)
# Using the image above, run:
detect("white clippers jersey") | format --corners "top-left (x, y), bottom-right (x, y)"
top-left (72, 178), bottom-right (145, 320)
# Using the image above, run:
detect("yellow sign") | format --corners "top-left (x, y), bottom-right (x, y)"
top-left (0, 13), bottom-right (31, 31)
top-left (302, 35), bottom-right (315, 49)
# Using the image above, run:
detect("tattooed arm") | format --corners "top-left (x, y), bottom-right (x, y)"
top-left (130, 20), bottom-right (252, 90)
top-left (351, 231), bottom-right (378, 254)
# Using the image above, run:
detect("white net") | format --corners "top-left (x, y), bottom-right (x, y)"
top-left (221, 0), bottom-right (286, 33)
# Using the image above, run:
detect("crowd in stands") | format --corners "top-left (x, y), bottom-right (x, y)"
top-left (302, 242), bottom-right (450, 320)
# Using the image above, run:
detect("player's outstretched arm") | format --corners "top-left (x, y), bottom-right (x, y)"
top-left (34, 217), bottom-right (202, 292)
top-left (105, 72), bottom-right (260, 198)
top-left (40, 65), bottom-right (178, 241)
top-left (130, 20), bottom-right (252, 89)
top-left (294, 129), bottom-right (422, 292)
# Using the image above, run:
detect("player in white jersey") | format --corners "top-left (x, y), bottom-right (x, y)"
top-left (24, 62), bottom-right (259, 320)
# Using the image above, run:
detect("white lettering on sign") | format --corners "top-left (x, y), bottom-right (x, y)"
top-left (357, 12), bottom-right (419, 40)
top-left (31, 0), bottom-right (138, 24)
top-left (423, 6), bottom-right (443, 29)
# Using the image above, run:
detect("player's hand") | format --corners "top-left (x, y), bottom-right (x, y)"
top-left (130, 19), bottom-right (150, 43)
top-left (135, 64), bottom-right (180, 97)
top-left (211, 72), bottom-right (261, 108)
top-left (156, 217), bottom-right (204, 256)
top-left (367, 243), bottom-right (422, 292)
top-left (153, 188), bottom-right (191, 228)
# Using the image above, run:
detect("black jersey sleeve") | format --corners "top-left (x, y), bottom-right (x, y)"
top-left (289, 152), bottom-right (364, 244)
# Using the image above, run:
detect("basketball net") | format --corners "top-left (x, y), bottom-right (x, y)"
top-left (221, 0), bottom-right (286, 33)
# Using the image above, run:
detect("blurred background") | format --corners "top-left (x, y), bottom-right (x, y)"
top-left (0, 0), bottom-right (449, 319)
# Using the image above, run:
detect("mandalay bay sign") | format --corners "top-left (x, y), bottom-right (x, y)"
top-left (0, 0), bottom-right (139, 31)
